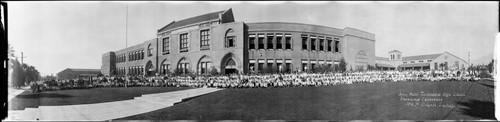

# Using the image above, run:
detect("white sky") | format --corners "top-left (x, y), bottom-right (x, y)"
top-left (7, 1), bottom-right (498, 76)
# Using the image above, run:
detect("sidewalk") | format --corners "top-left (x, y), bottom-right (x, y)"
top-left (5, 87), bottom-right (221, 121)
top-left (8, 86), bottom-right (29, 102)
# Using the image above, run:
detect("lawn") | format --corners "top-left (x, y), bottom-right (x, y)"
top-left (119, 80), bottom-right (495, 120)
top-left (9, 87), bottom-right (191, 110)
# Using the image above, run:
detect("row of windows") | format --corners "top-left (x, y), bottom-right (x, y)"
top-left (402, 60), bottom-right (433, 64)
top-left (390, 54), bottom-right (401, 60)
top-left (248, 59), bottom-right (293, 73)
top-left (161, 29), bottom-right (235, 54)
top-left (301, 35), bottom-right (340, 53)
top-left (129, 50), bottom-right (145, 62)
top-left (249, 33), bottom-right (292, 50)
top-left (117, 67), bottom-right (126, 76)
top-left (115, 66), bottom-right (143, 76)
top-left (116, 54), bottom-right (126, 63)
top-left (129, 66), bottom-right (144, 76)
top-left (159, 62), bottom-right (214, 75)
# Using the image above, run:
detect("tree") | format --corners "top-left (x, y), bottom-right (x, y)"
top-left (172, 68), bottom-right (183, 76)
top-left (281, 64), bottom-right (290, 73)
top-left (209, 66), bottom-right (219, 76)
top-left (10, 58), bottom-right (24, 88)
top-left (338, 57), bottom-right (347, 72)
top-left (21, 64), bottom-right (40, 85)
top-left (8, 43), bottom-right (16, 59)
top-left (487, 59), bottom-right (494, 73)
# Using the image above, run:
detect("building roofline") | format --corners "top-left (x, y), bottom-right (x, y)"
top-left (245, 22), bottom-right (344, 31)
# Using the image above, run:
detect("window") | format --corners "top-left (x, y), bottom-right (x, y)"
top-left (302, 35), bottom-right (308, 50)
top-left (134, 51), bottom-right (137, 61)
top-left (428, 60), bottom-right (432, 62)
top-left (310, 37), bottom-right (316, 51)
top-left (285, 59), bottom-right (291, 73)
top-left (327, 39), bottom-right (333, 51)
top-left (200, 30), bottom-right (210, 50)
top-left (249, 34), bottom-right (256, 49)
top-left (267, 61), bottom-right (273, 72)
top-left (129, 52), bottom-right (131, 61)
top-left (198, 61), bottom-right (211, 74)
top-left (225, 29), bottom-right (236, 48)
top-left (258, 59), bottom-right (264, 73)
top-left (403, 62), bottom-right (407, 64)
top-left (148, 44), bottom-right (153, 56)
top-left (411, 61), bottom-right (415, 63)
top-left (419, 60), bottom-right (424, 63)
top-left (276, 34), bottom-right (282, 49)
top-left (141, 50), bottom-right (144, 59)
top-left (249, 63), bottom-right (255, 72)
top-left (302, 63), bottom-right (308, 72)
top-left (225, 36), bottom-right (235, 48)
top-left (197, 57), bottom-right (212, 74)
top-left (334, 39), bottom-right (340, 53)
top-left (311, 63), bottom-right (316, 71)
top-left (178, 62), bottom-right (189, 74)
top-left (285, 34), bottom-right (292, 49)
top-left (267, 34), bottom-right (274, 49)
top-left (249, 60), bottom-right (256, 72)
top-left (163, 37), bottom-right (170, 53)
top-left (258, 34), bottom-right (264, 49)
top-left (179, 33), bottom-right (188, 52)
top-left (319, 38), bottom-right (324, 51)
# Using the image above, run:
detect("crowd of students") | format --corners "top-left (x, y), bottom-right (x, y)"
top-left (30, 69), bottom-right (481, 92)
top-left (163, 70), bottom-right (479, 88)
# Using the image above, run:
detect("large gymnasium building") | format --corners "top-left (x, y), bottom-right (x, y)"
top-left (101, 8), bottom-right (376, 76)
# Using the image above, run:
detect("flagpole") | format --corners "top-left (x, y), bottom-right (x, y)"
top-left (125, 4), bottom-right (128, 88)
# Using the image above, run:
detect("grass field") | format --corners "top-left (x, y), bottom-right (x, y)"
top-left (8, 87), bottom-right (191, 110)
top-left (118, 80), bottom-right (495, 120)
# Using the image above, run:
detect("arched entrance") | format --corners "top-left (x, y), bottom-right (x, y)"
top-left (220, 53), bottom-right (240, 75)
top-left (145, 60), bottom-right (155, 76)
top-left (225, 58), bottom-right (238, 75)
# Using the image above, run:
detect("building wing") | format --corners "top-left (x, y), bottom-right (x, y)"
top-left (402, 54), bottom-right (441, 61)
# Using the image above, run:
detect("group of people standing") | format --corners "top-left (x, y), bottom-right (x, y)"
top-left (30, 69), bottom-right (479, 92)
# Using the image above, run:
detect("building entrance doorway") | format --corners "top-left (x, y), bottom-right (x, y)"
top-left (145, 60), bottom-right (155, 76)
top-left (225, 58), bottom-right (238, 75)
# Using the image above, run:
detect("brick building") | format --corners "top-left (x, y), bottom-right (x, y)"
top-left (101, 8), bottom-right (376, 76)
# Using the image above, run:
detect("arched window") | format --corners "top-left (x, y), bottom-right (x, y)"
top-left (147, 44), bottom-right (153, 57)
top-left (177, 58), bottom-right (190, 74)
top-left (225, 29), bottom-right (236, 48)
top-left (161, 59), bottom-right (171, 75)
top-left (197, 56), bottom-right (213, 74)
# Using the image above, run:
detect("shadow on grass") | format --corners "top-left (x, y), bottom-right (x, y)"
top-left (16, 93), bottom-right (73, 99)
top-left (479, 83), bottom-right (494, 89)
top-left (457, 99), bottom-right (495, 120)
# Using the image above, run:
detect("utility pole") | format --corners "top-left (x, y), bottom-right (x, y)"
top-left (468, 52), bottom-right (470, 66)
top-left (20, 52), bottom-right (27, 64)
top-left (125, 4), bottom-right (128, 88)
